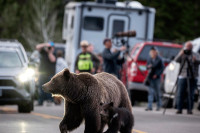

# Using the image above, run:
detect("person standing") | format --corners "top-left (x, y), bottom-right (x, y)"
top-left (145, 47), bottom-right (164, 111)
top-left (36, 42), bottom-right (56, 106)
top-left (75, 40), bottom-right (100, 73)
top-left (175, 41), bottom-right (200, 114)
top-left (102, 38), bottom-right (126, 78)
top-left (87, 43), bottom-right (100, 73)
top-left (56, 50), bottom-right (68, 74)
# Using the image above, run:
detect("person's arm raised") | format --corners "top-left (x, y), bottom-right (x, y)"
top-left (36, 43), bottom-right (50, 52)
top-left (47, 48), bottom-right (56, 63)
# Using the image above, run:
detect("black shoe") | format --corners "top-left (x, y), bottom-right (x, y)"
top-left (145, 108), bottom-right (152, 111)
top-left (198, 104), bottom-right (200, 111)
top-left (176, 110), bottom-right (182, 114)
top-left (187, 110), bottom-right (193, 115)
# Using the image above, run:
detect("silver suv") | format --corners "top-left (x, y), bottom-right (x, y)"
top-left (0, 40), bottom-right (36, 113)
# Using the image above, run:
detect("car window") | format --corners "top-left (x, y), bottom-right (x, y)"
top-left (83, 16), bottom-right (104, 31)
top-left (0, 51), bottom-right (22, 68)
top-left (18, 46), bottom-right (26, 63)
top-left (132, 45), bottom-right (141, 57)
top-left (138, 45), bottom-right (181, 62)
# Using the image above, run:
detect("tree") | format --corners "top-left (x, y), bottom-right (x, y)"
top-left (22, 0), bottom-right (64, 50)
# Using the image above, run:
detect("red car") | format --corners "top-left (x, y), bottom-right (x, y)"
top-left (121, 42), bottom-right (182, 104)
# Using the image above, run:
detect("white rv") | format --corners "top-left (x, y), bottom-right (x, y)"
top-left (62, 1), bottom-right (156, 72)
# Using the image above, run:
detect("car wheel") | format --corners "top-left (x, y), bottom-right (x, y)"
top-left (18, 101), bottom-right (32, 113)
top-left (30, 97), bottom-right (34, 111)
top-left (130, 90), bottom-right (136, 106)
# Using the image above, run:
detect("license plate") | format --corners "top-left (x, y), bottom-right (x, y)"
top-left (0, 89), bottom-right (2, 97)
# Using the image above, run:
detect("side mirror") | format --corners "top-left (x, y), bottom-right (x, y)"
top-left (28, 62), bottom-right (36, 68)
top-left (170, 56), bottom-right (175, 61)
top-left (138, 65), bottom-right (147, 71)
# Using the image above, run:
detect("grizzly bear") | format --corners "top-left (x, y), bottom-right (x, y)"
top-left (42, 68), bottom-right (133, 133)
top-left (100, 102), bottom-right (134, 133)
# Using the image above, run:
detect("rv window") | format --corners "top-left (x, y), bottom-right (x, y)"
top-left (112, 20), bottom-right (124, 36)
top-left (83, 17), bottom-right (104, 31)
top-left (71, 16), bottom-right (74, 28)
top-left (64, 14), bottom-right (68, 29)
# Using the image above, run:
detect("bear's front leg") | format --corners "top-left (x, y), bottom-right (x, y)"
top-left (83, 108), bottom-right (101, 133)
top-left (60, 101), bottom-right (83, 133)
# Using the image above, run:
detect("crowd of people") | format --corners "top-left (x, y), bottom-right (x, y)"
top-left (35, 39), bottom-right (200, 114)
top-left (35, 38), bottom-right (126, 106)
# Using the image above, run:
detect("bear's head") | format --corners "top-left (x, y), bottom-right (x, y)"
top-left (100, 102), bottom-right (114, 120)
top-left (42, 68), bottom-right (71, 96)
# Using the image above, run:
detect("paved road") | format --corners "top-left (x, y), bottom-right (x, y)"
top-left (0, 102), bottom-right (200, 133)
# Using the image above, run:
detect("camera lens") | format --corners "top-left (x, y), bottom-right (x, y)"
top-left (184, 50), bottom-right (192, 55)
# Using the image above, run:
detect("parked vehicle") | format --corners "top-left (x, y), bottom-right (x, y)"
top-left (0, 40), bottom-right (36, 113)
top-left (122, 41), bottom-right (182, 104)
top-left (62, 0), bottom-right (156, 72)
top-left (163, 38), bottom-right (200, 107)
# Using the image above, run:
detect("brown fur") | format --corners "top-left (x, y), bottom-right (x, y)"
top-left (42, 68), bottom-right (133, 133)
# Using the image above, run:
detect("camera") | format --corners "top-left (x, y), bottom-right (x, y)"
top-left (48, 47), bottom-right (52, 50)
top-left (184, 49), bottom-right (192, 55)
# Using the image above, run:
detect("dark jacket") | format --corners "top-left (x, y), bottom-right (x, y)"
top-left (147, 56), bottom-right (164, 79)
top-left (39, 49), bottom-right (55, 76)
top-left (102, 48), bottom-right (120, 75)
top-left (175, 52), bottom-right (200, 78)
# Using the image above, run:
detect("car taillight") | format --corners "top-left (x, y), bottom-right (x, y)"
top-left (130, 62), bottom-right (137, 76)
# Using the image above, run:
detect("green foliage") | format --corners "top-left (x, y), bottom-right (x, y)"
top-left (0, 0), bottom-right (64, 51)
top-left (138, 0), bottom-right (200, 43)
top-left (0, 0), bottom-right (200, 50)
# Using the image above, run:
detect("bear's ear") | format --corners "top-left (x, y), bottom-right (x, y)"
top-left (63, 68), bottom-right (70, 80)
top-left (109, 102), bottom-right (114, 107)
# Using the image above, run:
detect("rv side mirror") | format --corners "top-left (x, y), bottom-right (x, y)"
top-left (170, 56), bottom-right (175, 61)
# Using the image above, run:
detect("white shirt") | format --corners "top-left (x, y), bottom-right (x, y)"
top-left (56, 57), bottom-right (68, 74)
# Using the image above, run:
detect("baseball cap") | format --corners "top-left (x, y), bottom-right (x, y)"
top-left (80, 40), bottom-right (89, 47)
top-left (49, 41), bottom-right (55, 47)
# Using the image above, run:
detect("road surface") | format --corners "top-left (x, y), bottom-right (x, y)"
top-left (0, 102), bottom-right (200, 133)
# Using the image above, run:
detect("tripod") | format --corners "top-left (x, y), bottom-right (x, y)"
top-left (163, 55), bottom-right (194, 115)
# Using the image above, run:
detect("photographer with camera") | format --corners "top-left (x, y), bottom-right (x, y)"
top-left (145, 47), bottom-right (164, 111)
top-left (102, 38), bottom-right (126, 78)
top-left (175, 41), bottom-right (200, 114)
top-left (36, 42), bottom-right (56, 106)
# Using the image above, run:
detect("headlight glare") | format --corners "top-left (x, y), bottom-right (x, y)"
top-left (18, 68), bottom-right (35, 83)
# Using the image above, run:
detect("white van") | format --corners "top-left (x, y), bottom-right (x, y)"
top-left (62, 1), bottom-right (156, 72)
top-left (163, 38), bottom-right (200, 107)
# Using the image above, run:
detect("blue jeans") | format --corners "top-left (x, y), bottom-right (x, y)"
top-left (148, 78), bottom-right (162, 109)
top-left (38, 74), bottom-right (53, 105)
top-left (177, 78), bottom-right (196, 111)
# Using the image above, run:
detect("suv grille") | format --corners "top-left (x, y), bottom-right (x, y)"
top-left (0, 80), bottom-right (16, 87)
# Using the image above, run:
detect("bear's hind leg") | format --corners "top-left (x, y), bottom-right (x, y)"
top-left (60, 102), bottom-right (83, 133)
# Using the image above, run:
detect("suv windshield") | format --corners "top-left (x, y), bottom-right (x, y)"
top-left (138, 45), bottom-right (181, 62)
top-left (0, 51), bottom-right (22, 68)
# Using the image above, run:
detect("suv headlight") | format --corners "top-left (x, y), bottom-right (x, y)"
top-left (18, 68), bottom-right (35, 83)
